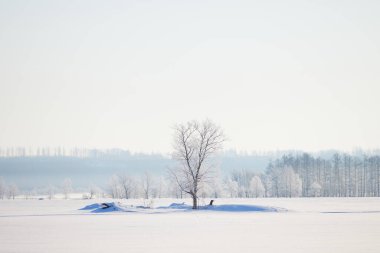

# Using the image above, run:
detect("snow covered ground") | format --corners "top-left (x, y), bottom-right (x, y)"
top-left (1, 198), bottom-right (380, 253)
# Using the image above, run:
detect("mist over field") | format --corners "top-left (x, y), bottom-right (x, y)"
top-left (0, 149), bottom-right (271, 189)
top-left (1, 147), bottom-right (379, 200)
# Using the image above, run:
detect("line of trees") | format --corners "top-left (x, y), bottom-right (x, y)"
top-left (103, 151), bottom-right (380, 199)
top-left (0, 177), bottom-right (79, 200)
top-left (1, 119), bottom-right (379, 200)
top-left (0, 147), bottom-right (164, 158)
top-left (0, 177), bottom-right (19, 200)
top-left (107, 173), bottom-right (175, 199)
top-left (2, 151), bottom-right (380, 200)
top-left (265, 153), bottom-right (380, 197)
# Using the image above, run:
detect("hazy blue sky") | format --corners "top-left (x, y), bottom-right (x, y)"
top-left (1, 0), bottom-right (379, 153)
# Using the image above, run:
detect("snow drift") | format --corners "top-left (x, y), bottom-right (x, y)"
top-left (80, 202), bottom-right (282, 213)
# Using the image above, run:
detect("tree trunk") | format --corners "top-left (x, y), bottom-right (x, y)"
top-left (192, 195), bottom-right (197, 209)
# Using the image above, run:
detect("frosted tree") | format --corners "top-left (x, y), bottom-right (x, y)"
top-left (231, 169), bottom-right (256, 197)
top-left (280, 167), bottom-right (302, 197)
top-left (199, 181), bottom-right (212, 199)
top-left (141, 171), bottom-right (154, 199)
top-left (88, 184), bottom-right (101, 199)
top-left (118, 173), bottom-right (134, 199)
top-left (168, 176), bottom-right (184, 198)
top-left (47, 184), bottom-right (55, 200)
top-left (62, 178), bottom-right (72, 199)
top-left (155, 176), bottom-right (167, 198)
top-left (265, 164), bottom-right (280, 197)
top-left (208, 173), bottom-right (224, 198)
top-left (109, 175), bottom-right (122, 199)
top-left (265, 152), bottom-right (380, 197)
top-left (170, 120), bottom-right (225, 209)
top-left (310, 182), bottom-right (322, 197)
top-left (7, 183), bottom-right (18, 200)
top-left (265, 166), bottom-right (302, 197)
top-left (249, 175), bottom-right (265, 198)
top-left (225, 178), bottom-right (239, 198)
top-left (0, 177), bottom-right (5, 199)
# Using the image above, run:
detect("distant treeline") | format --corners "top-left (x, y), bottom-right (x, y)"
top-left (265, 152), bottom-right (380, 197)
top-left (0, 148), bottom-right (271, 189)
top-left (0, 147), bottom-right (280, 159)
top-left (0, 147), bottom-right (156, 158)
top-left (1, 148), bottom-right (380, 198)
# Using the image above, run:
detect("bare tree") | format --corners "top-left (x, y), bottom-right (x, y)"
top-left (118, 173), bottom-right (134, 199)
top-left (47, 184), bottom-right (55, 200)
top-left (62, 178), bottom-right (72, 199)
top-left (7, 183), bottom-right (18, 200)
top-left (109, 175), bottom-right (121, 199)
top-left (141, 171), bottom-right (153, 199)
top-left (88, 184), bottom-right (101, 199)
top-left (0, 177), bottom-right (5, 199)
top-left (168, 176), bottom-right (184, 199)
top-left (155, 176), bottom-right (167, 198)
top-left (24, 190), bottom-right (32, 200)
top-left (250, 176), bottom-right (265, 198)
top-left (225, 178), bottom-right (239, 198)
top-left (170, 119), bottom-right (225, 209)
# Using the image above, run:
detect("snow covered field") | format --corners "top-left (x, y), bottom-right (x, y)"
top-left (1, 198), bottom-right (380, 253)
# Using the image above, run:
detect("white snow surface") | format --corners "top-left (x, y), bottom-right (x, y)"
top-left (1, 198), bottom-right (380, 253)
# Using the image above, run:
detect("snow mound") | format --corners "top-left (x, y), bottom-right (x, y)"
top-left (79, 203), bottom-right (102, 210)
top-left (205, 204), bottom-right (279, 212)
top-left (164, 202), bottom-right (191, 209)
top-left (80, 202), bottom-right (284, 213)
top-left (92, 202), bottom-right (127, 213)
top-left (159, 203), bottom-right (282, 212)
top-left (79, 202), bottom-right (133, 213)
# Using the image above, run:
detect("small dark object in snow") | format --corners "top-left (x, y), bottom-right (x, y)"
top-left (101, 203), bottom-right (111, 209)
top-left (209, 200), bottom-right (214, 206)
top-left (136, 206), bottom-right (150, 209)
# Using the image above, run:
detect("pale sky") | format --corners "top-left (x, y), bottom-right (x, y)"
top-left (0, 0), bottom-right (379, 153)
